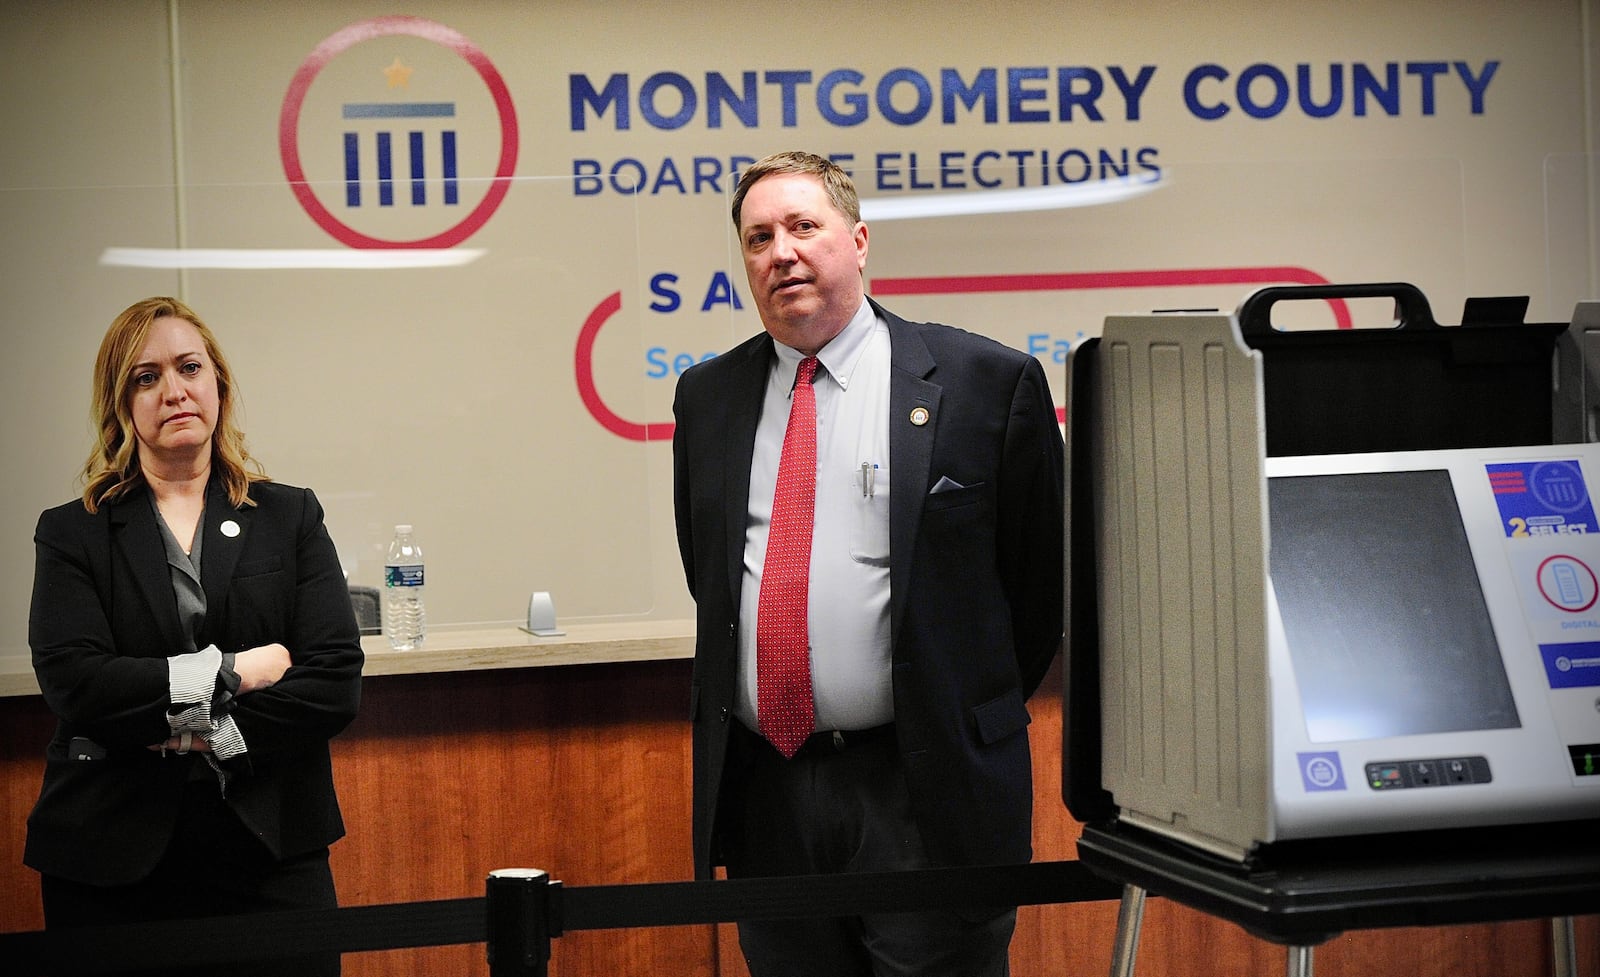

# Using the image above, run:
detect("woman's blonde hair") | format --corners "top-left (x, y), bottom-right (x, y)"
top-left (81, 297), bottom-right (267, 512)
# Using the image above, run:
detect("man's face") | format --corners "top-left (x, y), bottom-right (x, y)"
top-left (738, 172), bottom-right (869, 355)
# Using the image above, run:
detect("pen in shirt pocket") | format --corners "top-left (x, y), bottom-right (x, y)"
top-left (859, 461), bottom-right (879, 497)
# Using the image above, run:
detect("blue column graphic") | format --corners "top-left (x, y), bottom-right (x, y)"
top-left (376, 131), bottom-right (394, 207)
top-left (339, 103), bottom-right (459, 211)
top-left (343, 132), bottom-right (360, 207)
top-left (442, 131), bottom-right (458, 206)
top-left (409, 131), bottom-right (426, 206)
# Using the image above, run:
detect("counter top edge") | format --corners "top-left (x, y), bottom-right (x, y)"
top-left (0, 621), bottom-right (698, 698)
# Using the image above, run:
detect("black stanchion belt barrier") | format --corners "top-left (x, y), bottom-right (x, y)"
top-left (1, 859), bottom-right (1123, 975)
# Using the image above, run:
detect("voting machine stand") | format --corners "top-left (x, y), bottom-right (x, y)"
top-left (1062, 285), bottom-right (1600, 977)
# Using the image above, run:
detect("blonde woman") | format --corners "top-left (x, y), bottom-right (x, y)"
top-left (25, 297), bottom-right (362, 976)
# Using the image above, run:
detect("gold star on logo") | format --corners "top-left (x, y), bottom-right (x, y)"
top-left (383, 57), bottom-right (414, 89)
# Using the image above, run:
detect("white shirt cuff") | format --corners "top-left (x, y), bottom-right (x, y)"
top-left (206, 714), bottom-right (249, 760)
top-left (166, 644), bottom-right (223, 732)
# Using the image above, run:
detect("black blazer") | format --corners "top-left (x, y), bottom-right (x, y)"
top-left (673, 299), bottom-right (1065, 879)
top-left (25, 478), bottom-right (363, 885)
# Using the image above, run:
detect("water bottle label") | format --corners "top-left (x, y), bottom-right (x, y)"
top-left (385, 565), bottom-right (425, 587)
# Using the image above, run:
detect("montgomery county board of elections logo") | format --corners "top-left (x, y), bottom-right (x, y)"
top-left (278, 15), bottom-right (518, 248)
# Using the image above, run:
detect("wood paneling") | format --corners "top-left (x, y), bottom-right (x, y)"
top-left (1, 693), bottom-right (51, 933)
top-left (2, 658), bottom-right (1596, 977)
top-left (330, 659), bottom-right (710, 977)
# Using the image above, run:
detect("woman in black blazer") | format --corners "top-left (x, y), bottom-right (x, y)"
top-left (25, 297), bottom-right (363, 976)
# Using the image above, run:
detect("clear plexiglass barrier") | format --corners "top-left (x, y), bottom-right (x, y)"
top-left (1, 154), bottom-right (1594, 652)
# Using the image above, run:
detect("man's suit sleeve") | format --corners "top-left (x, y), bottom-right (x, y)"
top-left (672, 369), bottom-right (699, 601)
top-left (998, 354), bottom-right (1065, 697)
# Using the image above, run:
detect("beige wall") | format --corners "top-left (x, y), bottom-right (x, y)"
top-left (1, 0), bottom-right (1596, 653)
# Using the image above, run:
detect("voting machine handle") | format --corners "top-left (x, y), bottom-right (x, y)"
top-left (1237, 281), bottom-right (1439, 335)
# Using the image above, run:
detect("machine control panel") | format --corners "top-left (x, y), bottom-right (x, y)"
top-left (1365, 756), bottom-right (1492, 790)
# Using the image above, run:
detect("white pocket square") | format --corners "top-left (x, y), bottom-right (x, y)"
top-left (929, 475), bottom-right (965, 494)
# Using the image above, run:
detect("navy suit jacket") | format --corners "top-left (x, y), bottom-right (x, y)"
top-left (672, 298), bottom-right (1065, 879)
top-left (25, 478), bottom-right (363, 885)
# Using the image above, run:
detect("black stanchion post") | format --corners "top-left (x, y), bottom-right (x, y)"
top-left (487, 868), bottom-right (556, 977)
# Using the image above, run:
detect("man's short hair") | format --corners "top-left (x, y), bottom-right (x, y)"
top-left (731, 151), bottom-right (862, 231)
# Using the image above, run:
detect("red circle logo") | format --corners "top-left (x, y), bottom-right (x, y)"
top-left (278, 15), bottom-right (518, 249)
top-left (1536, 554), bottom-right (1599, 613)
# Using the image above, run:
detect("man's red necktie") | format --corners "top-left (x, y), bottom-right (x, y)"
top-left (757, 356), bottom-right (819, 758)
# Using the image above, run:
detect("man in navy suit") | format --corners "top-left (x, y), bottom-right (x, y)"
top-left (672, 151), bottom-right (1064, 975)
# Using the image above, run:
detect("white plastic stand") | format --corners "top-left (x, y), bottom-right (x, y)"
top-left (518, 591), bottom-right (565, 637)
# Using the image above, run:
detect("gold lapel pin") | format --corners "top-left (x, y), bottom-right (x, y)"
top-left (909, 406), bottom-right (930, 426)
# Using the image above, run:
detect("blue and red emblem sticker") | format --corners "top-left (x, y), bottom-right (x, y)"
top-left (1488, 460), bottom-right (1598, 537)
top-left (1298, 752), bottom-right (1346, 792)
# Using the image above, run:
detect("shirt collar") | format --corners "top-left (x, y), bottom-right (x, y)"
top-left (772, 297), bottom-right (876, 394)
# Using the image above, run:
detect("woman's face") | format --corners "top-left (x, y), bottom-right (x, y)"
top-left (128, 316), bottom-right (220, 469)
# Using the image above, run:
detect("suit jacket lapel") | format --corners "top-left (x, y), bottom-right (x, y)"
top-left (200, 477), bottom-right (246, 635)
top-left (880, 302), bottom-right (941, 645)
top-left (109, 488), bottom-right (187, 655)
top-left (722, 335), bottom-right (772, 615)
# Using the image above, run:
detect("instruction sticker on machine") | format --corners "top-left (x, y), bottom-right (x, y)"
top-left (1487, 460), bottom-right (1599, 537)
top-left (1508, 546), bottom-right (1600, 688)
top-left (1493, 458), bottom-right (1600, 690)
top-left (1535, 640), bottom-right (1600, 689)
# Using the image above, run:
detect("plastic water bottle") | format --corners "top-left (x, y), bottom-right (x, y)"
top-left (382, 524), bottom-right (426, 650)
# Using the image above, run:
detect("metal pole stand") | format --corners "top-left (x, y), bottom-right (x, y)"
top-left (1552, 916), bottom-right (1577, 977)
top-left (487, 868), bottom-right (561, 977)
top-left (1108, 884), bottom-right (1147, 977)
top-left (1286, 944), bottom-right (1314, 977)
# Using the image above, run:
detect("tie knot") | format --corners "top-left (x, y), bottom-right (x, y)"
top-left (796, 356), bottom-right (819, 386)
